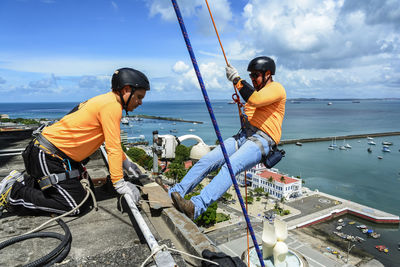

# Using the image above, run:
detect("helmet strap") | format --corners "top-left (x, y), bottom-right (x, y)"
top-left (119, 89), bottom-right (134, 116)
top-left (257, 72), bottom-right (271, 90)
top-left (125, 88), bottom-right (135, 116)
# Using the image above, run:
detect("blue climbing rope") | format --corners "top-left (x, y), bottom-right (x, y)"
top-left (170, 1), bottom-right (265, 266)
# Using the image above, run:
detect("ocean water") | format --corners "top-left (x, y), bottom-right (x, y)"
top-left (2, 100), bottom-right (400, 213)
top-left (2, 99), bottom-right (400, 263)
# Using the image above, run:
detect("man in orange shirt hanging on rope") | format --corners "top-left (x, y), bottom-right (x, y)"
top-left (0, 68), bottom-right (149, 216)
top-left (169, 56), bottom-right (286, 220)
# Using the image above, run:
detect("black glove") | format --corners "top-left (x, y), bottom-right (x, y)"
top-left (201, 249), bottom-right (246, 267)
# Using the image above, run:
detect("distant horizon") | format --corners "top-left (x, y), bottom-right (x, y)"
top-left (1, 97), bottom-right (400, 104)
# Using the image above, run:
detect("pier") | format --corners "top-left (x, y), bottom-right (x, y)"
top-left (128, 114), bottom-right (203, 124)
top-left (280, 131), bottom-right (400, 145)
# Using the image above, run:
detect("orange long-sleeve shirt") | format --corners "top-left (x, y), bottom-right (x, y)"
top-left (243, 81), bottom-right (286, 144)
top-left (42, 91), bottom-right (126, 183)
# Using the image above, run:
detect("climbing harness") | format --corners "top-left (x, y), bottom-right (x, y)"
top-left (32, 133), bottom-right (83, 190)
top-left (171, 1), bottom-right (265, 266)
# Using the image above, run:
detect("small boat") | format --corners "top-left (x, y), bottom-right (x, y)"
top-left (296, 142), bottom-right (302, 146)
top-left (330, 138), bottom-right (337, 148)
top-left (345, 143), bottom-right (352, 149)
top-left (368, 140), bottom-right (376, 145)
top-left (362, 229), bottom-right (369, 234)
top-left (338, 219), bottom-right (343, 223)
top-left (367, 148), bottom-right (372, 153)
top-left (371, 232), bottom-right (381, 238)
top-left (378, 156), bottom-right (383, 159)
top-left (336, 226), bottom-right (343, 230)
top-left (382, 146), bottom-right (390, 152)
top-left (339, 145), bottom-right (347, 150)
top-left (188, 129), bottom-right (195, 132)
top-left (357, 224), bottom-right (367, 229)
top-left (328, 146), bottom-right (335, 150)
top-left (382, 141), bottom-right (393, 145)
top-left (121, 117), bottom-right (129, 125)
top-left (327, 102), bottom-right (332, 105)
top-left (367, 136), bottom-right (374, 140)
top-left (375, 245), bottom-right (386, 252)
top-left (355, 236), bottom-right (365, 242)
top-left (170, 129), bottom-right (178, 133)
top-left (348, 221), bottom-right (355, 225)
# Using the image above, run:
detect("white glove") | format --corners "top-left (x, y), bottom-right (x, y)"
top-left (226, 64), bottom-right (240, 82)
top-left (114, 180), bottom-right (140, 204)
top-left (123, 159), bottom-right (142, 178)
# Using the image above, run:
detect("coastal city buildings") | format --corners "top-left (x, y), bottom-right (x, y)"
top-left (236, 164), bottom-right (302, 200)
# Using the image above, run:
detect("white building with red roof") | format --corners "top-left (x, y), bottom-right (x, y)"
top-left (237, 164), bottom-right (302, 200)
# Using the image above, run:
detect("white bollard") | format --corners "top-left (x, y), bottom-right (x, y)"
top-left (273, 241), bottom-right (288, 267)
top-left (262, 221), bottom-right (277, 259)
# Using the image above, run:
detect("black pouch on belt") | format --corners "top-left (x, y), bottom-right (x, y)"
top-left (264, 146), bottom-right (285, 169)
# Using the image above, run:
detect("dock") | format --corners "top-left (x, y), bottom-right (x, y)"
top-left (280, 131), bottom-right (400, 145)
top-left (285, 191), bottom-right (400, 230)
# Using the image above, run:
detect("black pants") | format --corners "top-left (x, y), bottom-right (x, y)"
top-left (9, 141), bottom-right (89, 215)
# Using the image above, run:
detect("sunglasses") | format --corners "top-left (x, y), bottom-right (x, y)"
top-left (249, 72), bottom-right (261, 79)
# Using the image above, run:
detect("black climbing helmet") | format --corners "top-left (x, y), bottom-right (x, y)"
top-left (111, 68), bottom-right (150, 91)
top-left (247, 56), bottom-right (276, 75)
top-left (111, 68), bottom-right (150, 115)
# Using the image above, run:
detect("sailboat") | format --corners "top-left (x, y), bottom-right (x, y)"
top-left (339, 139), bottom-right (347, 150)
top-left (329, 137), bottom-right (337, 149)
top-left (344, 139), bottom-right (352, 149)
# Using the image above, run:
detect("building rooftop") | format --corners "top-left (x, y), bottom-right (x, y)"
top-left (258, 169), bottom-right (299, 184)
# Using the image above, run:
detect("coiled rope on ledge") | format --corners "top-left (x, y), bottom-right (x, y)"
top-left (170, 1), bottom-right (265, 266)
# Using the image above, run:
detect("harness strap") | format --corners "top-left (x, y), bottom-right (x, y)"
top-left (38, 169), bottom-right (81, 190)
top-left (36, 133), bottom-right (71, 161)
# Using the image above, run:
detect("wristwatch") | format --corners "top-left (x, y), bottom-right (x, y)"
top-left (233, 77), bottom-right (241, 85)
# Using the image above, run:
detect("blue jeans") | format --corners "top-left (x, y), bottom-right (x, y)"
top-left (169, 130), bottom-right (271, 219)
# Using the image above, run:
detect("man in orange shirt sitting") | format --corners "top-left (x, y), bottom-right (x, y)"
top-left (170, 57), bottom-right (286, 220)
top-left (0, 68), bottom-right (149, 215)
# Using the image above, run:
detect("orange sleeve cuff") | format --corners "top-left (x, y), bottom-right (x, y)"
top-left (235, 79), bottom-right (244, 90)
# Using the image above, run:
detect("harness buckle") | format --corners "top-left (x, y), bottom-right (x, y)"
top-left (49, 173), bottom-right (59, 185)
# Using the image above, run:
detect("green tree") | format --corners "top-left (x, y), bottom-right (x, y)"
top-left (165, 162), bottom-right (187, 184)
top-left (195, 202), bottom-right (218, 226)
top-left (268, 176), bottom-right (274, 184)
top-left (254, 187), bottom-right (265, 197)
top-left (280, 176), bottom-right (285, 183)
top-left (175, 144), bottom-right (190, 163)
top-left (222, 192), bottom-right (232, 203)
top-left (126, 147), bottom-right (153, 170)
top-left (280, 196), bottom-right (285, 210)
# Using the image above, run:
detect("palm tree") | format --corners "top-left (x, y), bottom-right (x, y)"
top-left (280, 176), bottom-right (285, 183)
top-left (280, 196), bottom-right (285, 210)
top-left (268, 176), bottom-right (273, 185)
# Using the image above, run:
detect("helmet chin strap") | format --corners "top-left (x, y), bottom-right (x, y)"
top-left (119, 87), bottom-right (135, 116)
top-left (256, 73), bottom-right (271, 91)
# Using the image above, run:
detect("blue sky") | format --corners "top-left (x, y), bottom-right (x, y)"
top-left (0, 0), bottom-right (399, 102)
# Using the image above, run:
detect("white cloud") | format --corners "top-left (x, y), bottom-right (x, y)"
top-left (146, 0), bottom-right (233, 35)
top-left (172, 61), bottom-right (190, 73)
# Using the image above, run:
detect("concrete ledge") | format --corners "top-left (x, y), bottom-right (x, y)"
top-left (161, 207), bottom-right (219, 264)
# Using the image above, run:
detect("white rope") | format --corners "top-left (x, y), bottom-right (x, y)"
top-left (23, 178), bottom-right (97, 235)
top-left (140, 244), bottom-right (219, 267)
